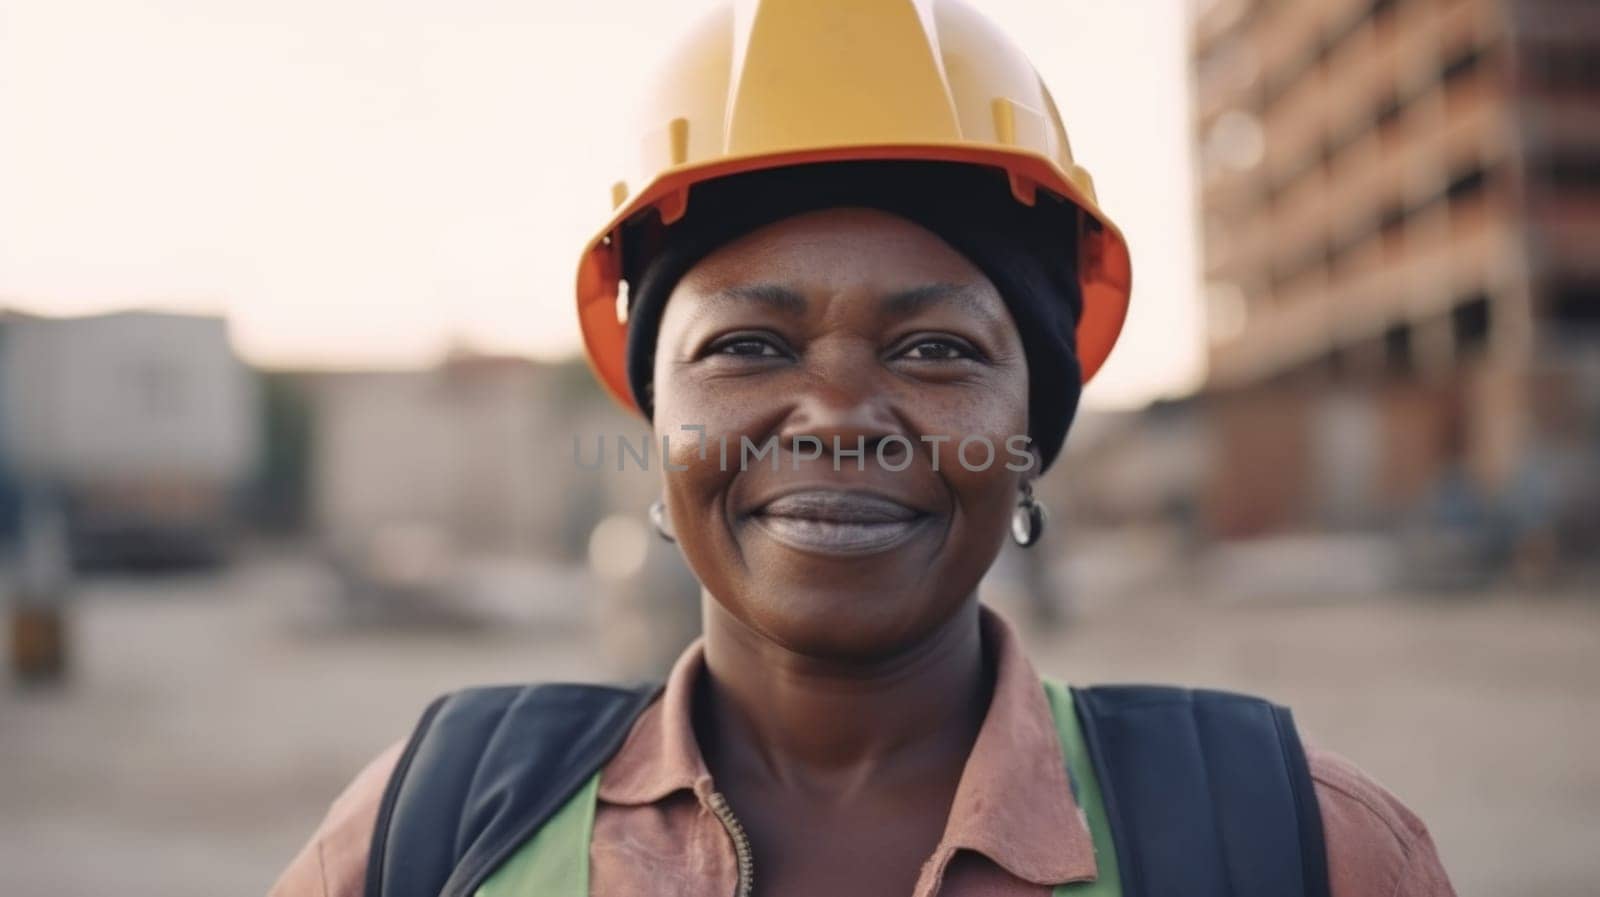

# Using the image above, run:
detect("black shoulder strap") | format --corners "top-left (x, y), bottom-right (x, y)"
top-left (1072, 685), bottom-right (1330, 897)
top-left (363, 681), bottom-right (661, 897)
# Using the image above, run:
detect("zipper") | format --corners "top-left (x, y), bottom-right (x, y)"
top-left (706, 790), bottom-right (755, 897)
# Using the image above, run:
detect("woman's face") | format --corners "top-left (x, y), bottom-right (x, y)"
top-left (651, 207), bottom-right (1032, 660)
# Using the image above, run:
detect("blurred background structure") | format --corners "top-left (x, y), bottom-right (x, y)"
top-left (1, 311), bottom-right (258, 569)
top-left (1177, 0), bottom-right (1600, 586)
top-left (0, 1), bottom-right (1596, 896)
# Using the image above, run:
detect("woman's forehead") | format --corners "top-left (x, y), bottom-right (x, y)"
top-left (697, 207), bottom-right (981, 277)
top-left (669, 207), bottom-right (1005, 319)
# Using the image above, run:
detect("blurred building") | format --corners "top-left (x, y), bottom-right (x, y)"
top-left (0, 310), bottom-right (259, 567)
top-left (1189, 0), bottom-right (1599, 560)
top-left (295, 354), bottom-right (659, 614)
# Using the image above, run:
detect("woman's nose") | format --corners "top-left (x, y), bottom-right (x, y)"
top-left (776, 352), bottom-right (909, 468)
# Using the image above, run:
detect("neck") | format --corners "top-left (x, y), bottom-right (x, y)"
top-left (697, 595), bottom-right (991, 799)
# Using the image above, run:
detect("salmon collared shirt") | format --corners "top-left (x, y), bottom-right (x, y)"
top-left (270, 607), bottom-right (1457, 897)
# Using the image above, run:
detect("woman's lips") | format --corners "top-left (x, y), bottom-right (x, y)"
top-left (748, 489), bottom-right (928, 556)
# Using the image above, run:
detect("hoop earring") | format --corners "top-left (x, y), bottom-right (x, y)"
top-left (648, 498), bottom-right (675, 543)
top-left (1011, 481), bottom-right (1047, 548)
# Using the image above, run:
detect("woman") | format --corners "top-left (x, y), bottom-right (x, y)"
top-left (272, 2), bottom-right (1456, 895)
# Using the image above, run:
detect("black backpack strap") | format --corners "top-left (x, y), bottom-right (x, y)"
top-left (1072, 685), bottom-right (1330, 897)
top-left (364, 681), bottom-right (662, 897)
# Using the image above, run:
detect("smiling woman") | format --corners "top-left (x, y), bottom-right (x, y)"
top-left (658, 205), bottom-right (1025, 658)
top-left (269, 2), bottom-right (1456, 897)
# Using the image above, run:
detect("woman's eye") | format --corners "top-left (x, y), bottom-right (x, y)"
top-left (711, 336), bottom-right (784, 358)
top-left (898, 338), bottom-right (976, 361)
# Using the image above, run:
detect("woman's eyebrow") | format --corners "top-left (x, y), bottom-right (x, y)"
top-left (880, 282), bottom-right (1003, 327)
top-left (703, 283), bottom-right (809, 316)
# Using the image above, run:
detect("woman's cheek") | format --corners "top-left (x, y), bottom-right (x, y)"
top-left (654, 393), bottom-right (759, 546)
top-left (658, 399), bottom-right (746, 474)
top-left (917, 403), bottom-right (1027, 473)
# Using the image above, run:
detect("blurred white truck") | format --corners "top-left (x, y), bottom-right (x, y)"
top-left (0, 310), bottom-right (258, 568)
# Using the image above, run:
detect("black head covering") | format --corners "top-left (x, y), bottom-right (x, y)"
top-left (620, 160), bottom-right (1084, 471)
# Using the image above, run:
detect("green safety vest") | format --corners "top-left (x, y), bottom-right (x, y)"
top-left (478, 679), bottom-right (1122, 896)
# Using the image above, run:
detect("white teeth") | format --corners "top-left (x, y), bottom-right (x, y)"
top-left (750, 515), bottom-right (923, 557)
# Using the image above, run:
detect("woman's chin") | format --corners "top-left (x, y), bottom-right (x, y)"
top-left (720, 580), bottom-right (963, 662)
top-left (698, 515), bottom-right (993, 660)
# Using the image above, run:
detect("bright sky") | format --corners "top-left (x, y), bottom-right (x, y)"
top-left (0, 0), bottom-right (1203, 409)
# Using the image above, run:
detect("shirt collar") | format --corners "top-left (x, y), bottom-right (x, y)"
top-left (595, 628), bottom-right (714, 805)
top-left (924, 607), bottom-right (1098, 887)
top-left (596, 605), bottom-right (1099, 888)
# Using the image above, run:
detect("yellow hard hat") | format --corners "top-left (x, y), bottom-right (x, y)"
top-left (576, 0), bottom-right (1133, 413)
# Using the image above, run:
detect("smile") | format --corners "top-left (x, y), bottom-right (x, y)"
top-left (748, 489), bottom-right (929, 557)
